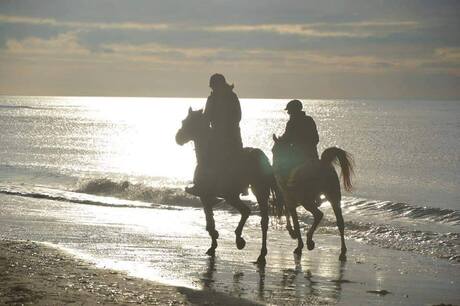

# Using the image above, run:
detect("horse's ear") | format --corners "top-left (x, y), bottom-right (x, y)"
top-left (188, 107), bottom-right (192, 114)
top-left (272, 134), bottom-right (278, 142)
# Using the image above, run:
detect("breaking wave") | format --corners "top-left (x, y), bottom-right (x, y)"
top-left (76, 178), bottom-right (460, 225)
top-left (75, 178), bottom-right (202, 207)
top-left (308, 216), bottom-right (460, 263)
top-left (341, 198), bottom-right (460, 225)
top-left (0, 184), bottom-right (157, 209)
top-left (1, 178), bottom-right (459, 263)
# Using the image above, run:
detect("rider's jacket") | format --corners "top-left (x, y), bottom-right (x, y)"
top-left (198, 86), bottom-right (245, 195)
top-left (204, 86), bottom-right (243, 151)
top-left (280, 111), bottom-right (319, 160)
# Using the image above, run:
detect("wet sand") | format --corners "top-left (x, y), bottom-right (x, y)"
top-left (1, 194), bottom-right (459, 305)
top-left (0, 239), bottom-right (260, 305)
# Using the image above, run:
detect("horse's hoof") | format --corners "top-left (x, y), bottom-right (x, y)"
top-left (206, 248), bottom-right (216, 257)
top-left (256, 255), bottom-right (266, 267)
top-left (307, 239), bottom-right (315, 251)
top-left (236, 237), bottom-right (246, 250)
top-left (339, 253), bottom-right (347, 262)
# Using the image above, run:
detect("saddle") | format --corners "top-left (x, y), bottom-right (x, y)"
top-left (285, 157), bottom-right (322, 205)
top-left (190, 147), bottom-right (249, 197)
top-left (287, 159), bottom-right (321, 188)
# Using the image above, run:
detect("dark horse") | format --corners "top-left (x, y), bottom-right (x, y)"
top-left (175, 108), bottom-right (283, 265)
top-left (272, 135), bottom-right (353, 261)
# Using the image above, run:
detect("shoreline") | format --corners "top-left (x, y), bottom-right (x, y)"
top-left (0, 239), bottom-right (259, 305)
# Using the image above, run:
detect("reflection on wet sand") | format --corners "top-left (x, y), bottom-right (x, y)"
top-left (197, 250), bottom-right (348, 304)
top-left (202, 256), bottom-right (216, 289)
top-left (257, 265), bottom-right (265, 300)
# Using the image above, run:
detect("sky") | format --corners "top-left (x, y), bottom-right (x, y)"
top-left (0, 0), bottom-right (459, 99)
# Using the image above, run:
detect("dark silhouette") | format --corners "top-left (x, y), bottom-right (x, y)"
top-left (205, 73), bottom-right (243, 150)
top-left (186, 74), bottom-right (244, 197)
top-left (279, 99), bottom-right (319, 161)
top-left (279, 100), bottom-right (321, 208)
top-left (272, 133), bottom-right (353, 261)
top-left (176, 108), bottom-right (283, 265)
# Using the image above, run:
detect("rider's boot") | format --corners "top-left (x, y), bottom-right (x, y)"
top-left (186, 164), bottom-right (212, 196)
top-left (185, 185), bottom-right (202, 196)
top-left (314, 195), bottom-right (323, 207)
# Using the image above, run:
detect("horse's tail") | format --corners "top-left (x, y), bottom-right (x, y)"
top-left (320, 147), bottom-right (354, 192)
top-left (250, 148), bottom-right (285, 217)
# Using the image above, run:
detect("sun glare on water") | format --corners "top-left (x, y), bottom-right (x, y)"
top-left (83, 97), bottom-right (206, 180)
top-left (79, 97), bottom-right (288, 183)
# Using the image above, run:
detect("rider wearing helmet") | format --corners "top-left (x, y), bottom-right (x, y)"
top-left (186, 74), bottom-right (244, 197)
top-left (279, 99), bottom-right (319, 161)
top-left (204, 73), bottom-right (243, 152)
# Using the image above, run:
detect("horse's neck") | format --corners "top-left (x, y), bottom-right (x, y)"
top-left (275, 152), bottom-right (303, 180)
top-left (194, 129), bottom-right (212, 163)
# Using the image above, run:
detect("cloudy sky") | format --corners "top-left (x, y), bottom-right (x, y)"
top-left (0, 0), bottom-right (459, 99)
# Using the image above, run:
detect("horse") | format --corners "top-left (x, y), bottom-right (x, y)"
top-left (271, 135), bottom-right (354, 261)
top-left (175, 107), bottom-right (283, 265)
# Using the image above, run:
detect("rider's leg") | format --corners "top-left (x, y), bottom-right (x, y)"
top-left (186, 164), bottom-right (214, 196)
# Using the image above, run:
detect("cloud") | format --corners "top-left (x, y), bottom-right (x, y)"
top-left (3, 30), bottom-right (455, 77)
top-left (435, 47), bottom-right (460, 62)
top-left (0, 14), bottom-right (421, 40)
top-left (0, 15), bottom-right (170, 31)
top-left (1, 0), bottom-right (459, 98)
top-left (5, 32), bottom-right (89, 56)
top-left (206, 21), bottom-right (420, 38)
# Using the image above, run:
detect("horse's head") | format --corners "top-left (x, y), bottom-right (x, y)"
top-left (175, 107), bottom-right (208, 145)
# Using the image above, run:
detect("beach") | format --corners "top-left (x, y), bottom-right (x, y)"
top-left (1, 193), bottom-right (459, 305)
top-left (0, 239), bottom-right (261, 305)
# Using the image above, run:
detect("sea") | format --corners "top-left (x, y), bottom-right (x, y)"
top-left (0, 96), bottom-right (459, 304)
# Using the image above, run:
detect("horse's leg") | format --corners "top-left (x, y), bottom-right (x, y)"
top-left (226, 194), bottom-right (251, 250)
top-left (284, 196), bottom-right (297, 239)
top-left (201, 196), bottom-right (220, 256)
top-left (285, 209), bottom-right (296, 239)
top-left (254, 187), bottom-right (269, 266)
top-left (328, 192), bottom-right (347, 261)
top-left (290, 206), bottom-right (304, 256)
top-left (279, 185), bottom-right (297, 239)
top-left (303, 202), bottom-right (323, 251)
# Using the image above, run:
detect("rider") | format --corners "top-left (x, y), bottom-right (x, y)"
top-left (279, 99), bottom-right (319, 161)
top-left (279, 99), bottom-right (321, 204)
top-left (186, 74), bottom-right (243, 196)
top-left (204, 73), bottom-right (243, 152)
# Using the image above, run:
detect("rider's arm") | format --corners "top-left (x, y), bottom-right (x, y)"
top-left (203, 95), bottom-right (213, 125)
top-left (232, 93), bottom-right (242, 123)
top-left (306, 117), bottom-right (319, 145)
top-left (279, 120), bottom-right (294, 142)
